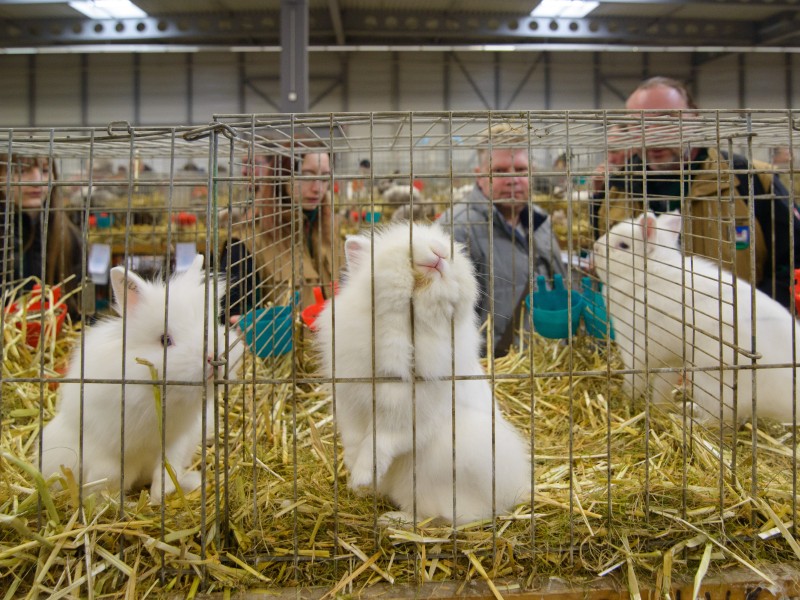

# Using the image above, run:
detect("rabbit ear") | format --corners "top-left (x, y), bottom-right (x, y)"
top-left (344, 235), bottom-right (372, 270)
top-left (657, 211), bottom-right (682, 246)
top-left (637, 212), bottom-right (659, 249)
top-left (189, 254), bottom-right (205, 273)
top-left (110, 266), bottom-right (147, 316)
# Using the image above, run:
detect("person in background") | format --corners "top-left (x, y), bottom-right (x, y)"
top-left (772, 146), bottom-right (800, 204)
top-left (590, 124), bottom-right (632, 194)
top-left (545, 152), bottom-right (565, 198)
top-left (351, 158), bottom-right (371, 200)
top-left (589, 123), bottom-right (633, 231)
top-left (596, 76), bottom-right (800, 309)
top-left (220, 144), bottom-right (344, 320)
top-left (2, 153), bottom-right (83, 314)
top-left (438, 123), bottom-right (568, 356)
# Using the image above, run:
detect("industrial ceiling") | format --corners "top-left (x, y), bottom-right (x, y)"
top-left (0, 0), bottom-right (798, 52)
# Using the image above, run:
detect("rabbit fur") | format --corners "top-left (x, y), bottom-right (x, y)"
top-left (314, 222), bottom-right (531, 523)
top-left (593, 212), bottom-right (800, 423)
top-left (39, 255), bottom-right (242, 502)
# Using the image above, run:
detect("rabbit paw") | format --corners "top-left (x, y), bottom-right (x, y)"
top-left (178, 470), bottom-right (203, 494)
top-left (349, 443), bottom-right (394, 490)
top-left (348, 460), bottom-right (377, 490)
top-left (149, 478), bottom-right (168, 505)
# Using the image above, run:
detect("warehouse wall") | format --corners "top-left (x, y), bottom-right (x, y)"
top-left (0, 50), bottom-right (797, 127)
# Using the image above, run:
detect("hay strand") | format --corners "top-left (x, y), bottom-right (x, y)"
top-left (3, 282), bottom-right (800, 596)
top-left (465, 550), bottom-right (505, 600)
top-left (692, 542), bottom-right (713, 600)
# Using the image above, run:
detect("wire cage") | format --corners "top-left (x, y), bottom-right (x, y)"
top-left (2, 110), bottom-right (800, 598)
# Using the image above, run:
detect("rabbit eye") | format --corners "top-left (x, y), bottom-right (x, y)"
top-left (618, 242), bottom-right (630, 250)
top-left (160, 334), bottom-right (173, 347)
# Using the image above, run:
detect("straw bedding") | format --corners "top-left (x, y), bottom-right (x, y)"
top-left (2, 283), bottom-right (800, 598)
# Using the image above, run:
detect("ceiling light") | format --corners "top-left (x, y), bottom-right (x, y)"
top-left (68, 0), bottom-right (147, 19)
top-left (531, 0), bottom-right (599, 19)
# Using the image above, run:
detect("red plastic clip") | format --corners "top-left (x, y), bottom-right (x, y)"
top-left (301, 282), bottom-right (339, 330)
top-left (6, 284), bottom-right (67, 348)
top-left (794, 269), bottom-right (800, 313)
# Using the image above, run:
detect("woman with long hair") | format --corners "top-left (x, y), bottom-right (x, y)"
top-left (2, 154), bottom-right (83, 313)
top-left (220, 144), bottom-right (343, 353)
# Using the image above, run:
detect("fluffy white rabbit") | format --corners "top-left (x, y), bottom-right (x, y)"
top-left (382, 184), bottom-right (422, 205)
top-left (593, 212), bottom-right (800, 423)
top-left (39, 255), bottom-right (242, 502)
top-left (314, 222), bottom-right (531, 524)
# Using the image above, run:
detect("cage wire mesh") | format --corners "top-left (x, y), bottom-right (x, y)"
top-left (1, 110), bottom-right (800, 596)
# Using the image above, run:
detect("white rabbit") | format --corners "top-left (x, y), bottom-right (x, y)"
top-left (593, 212), bottom-right (800, 424)
top-left (390, 203), bottom-right (432, 223)
top-left (39, 255), bottom-right (242, 502)
top-left (314, 222), bottom-right (531, 524)
top-left (382, 184), bottom-right (422, 205)
top-left (655, 210), bottom-right (683, 250)
top-left (451, 184), bottom-right (475, 204)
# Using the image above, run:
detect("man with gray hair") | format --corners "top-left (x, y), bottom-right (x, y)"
top-left (438, 123), bottom-right (567, 357)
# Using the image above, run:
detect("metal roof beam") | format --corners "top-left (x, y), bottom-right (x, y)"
top-left (327, 0), bottom-right (346, 45)
top-left (757, 11), bottom-right (800, 45)
top-left (0, 13), bottom-right (287, 44)
top-left (0, 10), bottom-right (770, 48)
top-left (338, 11), bottom-right (758, 46)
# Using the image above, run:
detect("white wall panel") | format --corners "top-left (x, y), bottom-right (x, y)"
top-left (501, 52), bottom-right (546, 111)
top-left (0, 56), bottom-right (30, 126)
top-left (597, 52), bottom-right (645, 108)
top-left (745, 54), bottom-right (787, 109)
top-left (696, 54), bottom-right (739, 109)
top-left (243, 53), bottom-right (280, 114)
top-left (449, 52), bottom-right (494, 111)
top-left (140, 54), bottom-right (189, 126)
top-left (0, 50), bottom-right (798, 128)
top-left (647, 52), bottom-right (692, 84)
top-left (309, 51), bottom-right (346, 113)
top-left (88, 54), bottom-right (134, 126)
top-left (551, 52), bottom-right (595, 110)
top-left (348, 52), bottom-right (392, 112)
top-left (35, 55), bottom-right (81, 126)
top-left (399, 52), bottom-right (444, 111)
top-left (193, 54), bottom-right (239, 122)
top-left (594, 52), bottom-right (693, 108)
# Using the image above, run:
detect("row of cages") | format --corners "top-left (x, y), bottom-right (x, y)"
top-left (2, 110), bottom-right (800, 598)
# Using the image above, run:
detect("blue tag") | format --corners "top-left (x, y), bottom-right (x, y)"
top-left (735, 225), bottom-right (750, 250)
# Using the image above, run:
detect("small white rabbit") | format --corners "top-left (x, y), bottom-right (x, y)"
top-left (593, 212), bottom-right (800, 423)
top-left (39, 255), bottom-right (242, 502)
top-left (382, 184), bottom-right (422, 205)
top-left (314, 222), bottom-right (531, 524)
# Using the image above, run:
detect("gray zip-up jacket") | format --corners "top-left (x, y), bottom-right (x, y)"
top-left (438, 186), bottom-right (567, 355)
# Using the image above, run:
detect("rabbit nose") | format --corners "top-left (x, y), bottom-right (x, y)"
top-left (430, 241), bottom-right (449, 260)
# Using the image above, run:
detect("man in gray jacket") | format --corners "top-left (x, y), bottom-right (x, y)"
top-left (438, 126), bottom-right (567, 356)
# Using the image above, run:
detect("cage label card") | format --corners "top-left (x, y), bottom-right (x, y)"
top-left (735, 225), bottom-right (750, 250)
